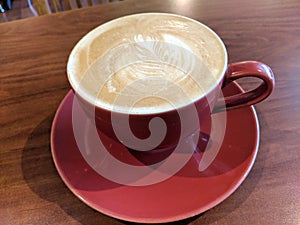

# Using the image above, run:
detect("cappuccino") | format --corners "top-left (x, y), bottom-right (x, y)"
top-left (68, 13), bottom-right (227, 114)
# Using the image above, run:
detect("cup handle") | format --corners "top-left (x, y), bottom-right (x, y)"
top-left (213, 61), bottom-right (275, 113)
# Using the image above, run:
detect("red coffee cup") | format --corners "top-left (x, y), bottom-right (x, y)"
top-left (67, 13), bottom-right (275, 153)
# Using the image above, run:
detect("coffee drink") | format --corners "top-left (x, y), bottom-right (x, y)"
top-left (67, 13), bottom-right (227, 114)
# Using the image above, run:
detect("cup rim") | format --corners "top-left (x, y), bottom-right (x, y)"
top-left (67, 12), bottom-right (228, 115)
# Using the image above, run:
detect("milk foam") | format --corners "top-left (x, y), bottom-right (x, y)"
top-left (67, 13), bottom-right (227, 114)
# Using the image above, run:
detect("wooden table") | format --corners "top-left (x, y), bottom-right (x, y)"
top-left (1, 0), bottom-right (299, 224)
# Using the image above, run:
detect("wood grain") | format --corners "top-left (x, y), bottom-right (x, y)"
top-left (1, 0), bottom-right (300, 224)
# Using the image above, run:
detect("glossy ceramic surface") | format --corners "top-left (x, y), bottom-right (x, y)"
top-left (51, 82), bottom-right (259, 223)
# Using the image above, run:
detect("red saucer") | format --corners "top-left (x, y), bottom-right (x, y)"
top-left (51, 82), bottom-right (259, 223)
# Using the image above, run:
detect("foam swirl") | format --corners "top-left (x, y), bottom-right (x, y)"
top-left (67, 13), bottom-right (226, 114)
